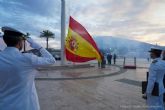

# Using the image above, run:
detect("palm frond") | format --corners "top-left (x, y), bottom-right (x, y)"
top-left (40, 30), bottom-right (55, 38)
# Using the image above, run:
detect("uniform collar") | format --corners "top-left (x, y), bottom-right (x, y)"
top-left (4, 47), bottom-right (20, 53)
top-left (153, 57), bottom-right (161, 61)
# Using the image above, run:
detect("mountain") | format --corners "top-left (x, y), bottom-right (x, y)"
top-left (94, 36), bottom-right (164, 58)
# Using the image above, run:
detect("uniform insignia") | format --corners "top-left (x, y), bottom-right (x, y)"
top-left (22, 51), bottom-right (27, 53)
top-left (152, 60), bottom-right (158, 64)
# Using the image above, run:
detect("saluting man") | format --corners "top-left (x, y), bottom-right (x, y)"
top-left (147, 48), bottom-right (165, 110)
top-left (0, 27), bottom-right (56, 110)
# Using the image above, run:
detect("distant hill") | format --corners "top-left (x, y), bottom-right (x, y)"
top-left (94, 36), bottom-right (164, 58)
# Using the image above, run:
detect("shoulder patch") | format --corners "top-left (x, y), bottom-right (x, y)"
top-left (152, 60), bottom-right (158, 64)
top-left (22, 51), bottom-right (28, 53)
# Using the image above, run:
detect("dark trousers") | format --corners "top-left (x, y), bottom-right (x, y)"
top-left (163, 75), bottom-right (165, 101)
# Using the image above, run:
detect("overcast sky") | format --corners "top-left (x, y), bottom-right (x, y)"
top-left (0, 0), bottom-right (165, 49)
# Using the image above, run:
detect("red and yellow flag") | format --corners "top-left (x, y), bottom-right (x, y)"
top-left (65, 16), bottom-right (102, 62)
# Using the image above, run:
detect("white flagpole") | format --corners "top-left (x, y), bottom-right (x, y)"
top-left (61, 0), bottom-right (66, 66)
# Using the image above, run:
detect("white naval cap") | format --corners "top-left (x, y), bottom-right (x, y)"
top-left (1, 26), bottom-right (28, 39)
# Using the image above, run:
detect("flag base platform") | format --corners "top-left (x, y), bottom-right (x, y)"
top-left (123, 65), bottom-right (136, 69)
top-left (123, 57), bottom-right (136, 69)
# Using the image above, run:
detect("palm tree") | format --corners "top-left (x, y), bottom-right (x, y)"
top-left (40, 30), bottom-right (55, 49)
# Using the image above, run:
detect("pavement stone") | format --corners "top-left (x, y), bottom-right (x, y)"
top-left (35, 58), bottom-right (150, 110)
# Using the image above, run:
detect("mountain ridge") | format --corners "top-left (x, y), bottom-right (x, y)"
top-left (94, 36), bottom-right (164, 58)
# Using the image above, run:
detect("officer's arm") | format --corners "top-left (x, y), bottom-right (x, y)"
top-left (146, 64), bottom-right (157, 94)
top-left (24, 48), bottom-right (56, 67)
top-left (32, 48), bottom-right (56, 66)
top-left (25, 38), bottom-right (56, 66)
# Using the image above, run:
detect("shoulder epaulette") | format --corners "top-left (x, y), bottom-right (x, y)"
top-left (22, 51), bottom-right (28, 53)
top-left (152, 60), bottom-right (158, 64)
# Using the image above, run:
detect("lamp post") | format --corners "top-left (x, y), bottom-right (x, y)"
top-left (61, 0), bottom-right (66, 66)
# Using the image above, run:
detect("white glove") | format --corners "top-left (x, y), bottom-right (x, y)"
top-left (0, 33), bottom-right (3, 38)
top-left (27, 38), bottom-right (42, 49)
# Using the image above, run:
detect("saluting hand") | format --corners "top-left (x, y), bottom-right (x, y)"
top-left (27, 38), bottom-right (42, 50)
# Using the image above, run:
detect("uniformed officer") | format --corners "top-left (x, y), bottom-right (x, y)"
top-left (162, 50), bottom-right (165, 60)
top-left (0, 27), bottom-right (56, 110)
top-left (146, 48), bottom-right (165, 110)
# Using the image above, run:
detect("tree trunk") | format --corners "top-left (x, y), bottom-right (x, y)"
top-left (46, 37), bottom-right (48, 49)
top-left (23, 40), bottom-right (26, 52)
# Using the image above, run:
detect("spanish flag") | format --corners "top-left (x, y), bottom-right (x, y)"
top-left (65, 16), bottom-right (102, 62)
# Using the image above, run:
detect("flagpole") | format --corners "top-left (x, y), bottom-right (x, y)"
top-left (61, 0), bottom-right (66, 66)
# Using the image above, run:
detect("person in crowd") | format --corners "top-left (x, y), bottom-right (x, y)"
top-left (113, 54), bottom-right (117, 64)
top-left (107, 53), bottom-right (112, 65)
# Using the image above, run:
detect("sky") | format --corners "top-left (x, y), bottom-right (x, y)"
top-left (0, 0), bottom-right (165, 49)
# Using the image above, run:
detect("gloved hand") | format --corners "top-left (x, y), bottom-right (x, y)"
top-left (0, 33), bottom-right (3, 38)
top-left (27, 38), bottom-right (42, 49)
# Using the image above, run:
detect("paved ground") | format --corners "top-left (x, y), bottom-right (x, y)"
top-left (35, 58), bottom-right (151, 110)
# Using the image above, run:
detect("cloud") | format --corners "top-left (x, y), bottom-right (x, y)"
top-left (30, 36), bottom-right (60, 49)
top-left (0, 0), bottom-right (165, 47)
top-left (0, 0), bottom-right (61, 48)
top-left (69, 0), bottom-right (165, 45)
top-left (138, 0), bottom-right (165, 25)
top-left (0, 0), bottom-right (61, 35)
